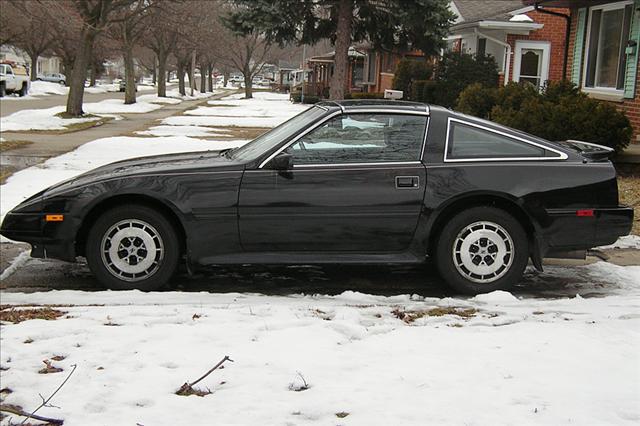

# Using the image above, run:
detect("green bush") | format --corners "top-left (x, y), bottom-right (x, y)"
top-left (392, 59), bottom-right (433, 100)
top-left (456, 83), bottom-right (497, 118)
top-left (455, 81), bottom-right (632, 153)
top-left (410, 80), bottom-right (439, 103)
top-left (432, 52), bottom-right (499, 107)
top-left (290, 92), bottom-right (320, 104)
top-left (349, 92), bottom-right (385, 99)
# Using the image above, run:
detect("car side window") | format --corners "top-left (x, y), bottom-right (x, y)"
top-left (447, 121), bottom-right (545, 160)
top-left (284, 113), bottom-right (427, 164)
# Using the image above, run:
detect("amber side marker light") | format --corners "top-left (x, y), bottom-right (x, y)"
top-left (45, 214), bottom-right (64, 222)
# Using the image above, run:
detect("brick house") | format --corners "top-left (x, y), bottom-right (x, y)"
top-left (524, 0), bottom-right (640, 144)
top-left (447, 1), bottom-right (571, 89)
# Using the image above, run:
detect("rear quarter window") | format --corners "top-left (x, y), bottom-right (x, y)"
top-left (446, 119), bottom-right (550, 160)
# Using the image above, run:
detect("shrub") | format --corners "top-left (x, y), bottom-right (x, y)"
top-left (432, 52), bottom-right (499, 107)
top-left (290, 92), bottom-right (320, 104)
top-left (350, 92), bottom-right (385, 99)
top-left (392, 59), bottom-right (433, 100)
top-left (455, 80), bottom-right (632, 152)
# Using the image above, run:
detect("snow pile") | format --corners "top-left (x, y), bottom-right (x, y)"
top-left (0, 106), bottom-right (101, 131)
top-left (597, 235), bottom-right (640, 250)
top-left (136, 125), bottom-right (230, 137)
top-left (164, 91), bottom-right (305, 127)
top-left (29, 80), bottom-right (68, 96)
top-left (1, 271), bottom-right (639, 425)
top-left (136, 94), bottom-right (182, 105)
top-left (83, 98), bottom-right (164, 114)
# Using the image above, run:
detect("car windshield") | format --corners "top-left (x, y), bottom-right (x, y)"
top-left (228, 106), bottom-right (327, 162)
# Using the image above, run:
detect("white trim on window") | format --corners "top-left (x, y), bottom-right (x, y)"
top-left (582, 0), bottom-right (634, 94)
top-left (443, 117), bottom-right (568, 163)
top-left (513, 40), bottom-right (550, 88)
top-left (258, 109), bottom-right (431, 169)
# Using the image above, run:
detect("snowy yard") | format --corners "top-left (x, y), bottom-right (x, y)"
top-left (1, 91), bottom-right (639, 425)
top-left (1, 257), bottom-right (639, 425)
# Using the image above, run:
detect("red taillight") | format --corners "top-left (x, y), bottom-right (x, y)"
top-left (576, 209), bottom-right (594, 217)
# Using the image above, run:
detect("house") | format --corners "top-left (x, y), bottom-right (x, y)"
top-left (523, 0), bottom-right (640, 144)
top-left (447, 0), bottom-right (571, 89)
top-left (0, 45), bottom-right (63, 77)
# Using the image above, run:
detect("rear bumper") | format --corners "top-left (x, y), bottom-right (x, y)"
top-left (543, 206), bottom-right (634, 251)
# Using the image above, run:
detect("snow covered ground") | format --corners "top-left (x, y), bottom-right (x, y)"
top-left (0, 261), bottom-right (639, 425)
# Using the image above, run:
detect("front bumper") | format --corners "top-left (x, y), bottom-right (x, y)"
top-left (1, 212), bottom-right (77, 261)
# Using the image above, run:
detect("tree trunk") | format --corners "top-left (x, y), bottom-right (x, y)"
top-left (329, 0), bottom-right (353, 100)
top-left (29, 52), bottom-right (38, 81)
top-left (223, 71), bottom-right (228, 87)
top-left (177, 63), bottom-right (186, 96)
top-left (89, 65), bottom-right (97, 86)
top-left (66, 28), bottom-right (96, 116)
top-left (157, 51), bottom-right (167, 97)
top-left (152, 57), bottom-right (157, 85)
top-left (200, 63), bottom-right (206, 93)
top-left (123, 44), bottom-right (136, 104)
top-left (62, 60), bottom-right (73, 87)
top-left (207, 64), bottom-right (213, 92)
top-left (243, 68), bottom-right (253, 99)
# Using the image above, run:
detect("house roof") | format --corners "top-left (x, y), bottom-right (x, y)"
top-left (308, 47), bottom-right (366, 63)
top-left (521, 0), bottom-right (610, 7)
top-left (452, 0), bottom-right (525, 23)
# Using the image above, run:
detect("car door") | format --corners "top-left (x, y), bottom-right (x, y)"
top-left (238, 111), bottom-right (429, 252)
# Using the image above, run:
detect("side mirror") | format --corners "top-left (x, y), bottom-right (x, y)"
top-left (270, 152), bottom-right (293, 170)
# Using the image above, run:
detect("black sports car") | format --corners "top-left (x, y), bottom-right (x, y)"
top-left (1, 100), bottom-right (633, 294)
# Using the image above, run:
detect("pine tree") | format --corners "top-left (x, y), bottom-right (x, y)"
top-left (224, 0), bottom-right (453, 100)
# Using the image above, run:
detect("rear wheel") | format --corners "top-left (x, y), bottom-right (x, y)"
top-left (19, 83), bottom-right (27, 97)
top-left (86, 205), bottom-right (180, 291)
top-left (435, 206), bottom-right (528, 295)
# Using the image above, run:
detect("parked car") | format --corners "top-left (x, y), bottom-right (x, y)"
top-left (0, 62), bottom-right (30, 97)
top-left (37, 72), bottom-right (66, 85)
top-left (0, 100), bottom-right (633, 293)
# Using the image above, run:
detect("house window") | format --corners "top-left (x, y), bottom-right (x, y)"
top-left (584, 2), bottom-right (634, 91)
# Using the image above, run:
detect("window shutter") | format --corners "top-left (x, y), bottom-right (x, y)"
top-left (623, 1), bottom-right (640, 99)
top-left (572, 8), bottom-right (588, 85)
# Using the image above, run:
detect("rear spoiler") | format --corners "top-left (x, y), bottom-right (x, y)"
top-left (560, 140), bottom-right (614, 161)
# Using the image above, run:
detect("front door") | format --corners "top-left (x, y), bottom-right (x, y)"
top-left (514, 41), bottom-right (551, 89)
top-left (238, 112), bottom-right (429, 252)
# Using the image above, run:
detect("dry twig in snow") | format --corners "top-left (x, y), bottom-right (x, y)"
top-left (176, 356), bottom-right (233, 397)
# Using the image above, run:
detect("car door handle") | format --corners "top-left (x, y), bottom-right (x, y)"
top-left (395, 176), bottom-right (419, 189)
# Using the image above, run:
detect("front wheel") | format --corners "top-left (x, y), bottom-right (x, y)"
top-left (86, 205), bottom-right (180, 291)
top-left (435, 206), bottom-right (528, 295)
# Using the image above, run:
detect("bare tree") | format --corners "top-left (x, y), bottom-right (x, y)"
top-left (219, 31), bottom-right (272, 99)
top-left (6, 2), bottom-right (56, 80)
top-left (63, 0), bottom-right (140, 117)
top-left (143, 4), bottom-right (181, 97)
top-left (108, 0), bottom-right (156, 103)
top-left (0, 3), bottom-right (25, 46)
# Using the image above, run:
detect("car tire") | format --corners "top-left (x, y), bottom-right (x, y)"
top-left (435, 206), bottom-right (528, 295)
top-left (19, 84), bottom-right (27, 97)
top-left (86, 205), bottom-right (180, 291)
top-left (0, 83), bottom-right (5, 97)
